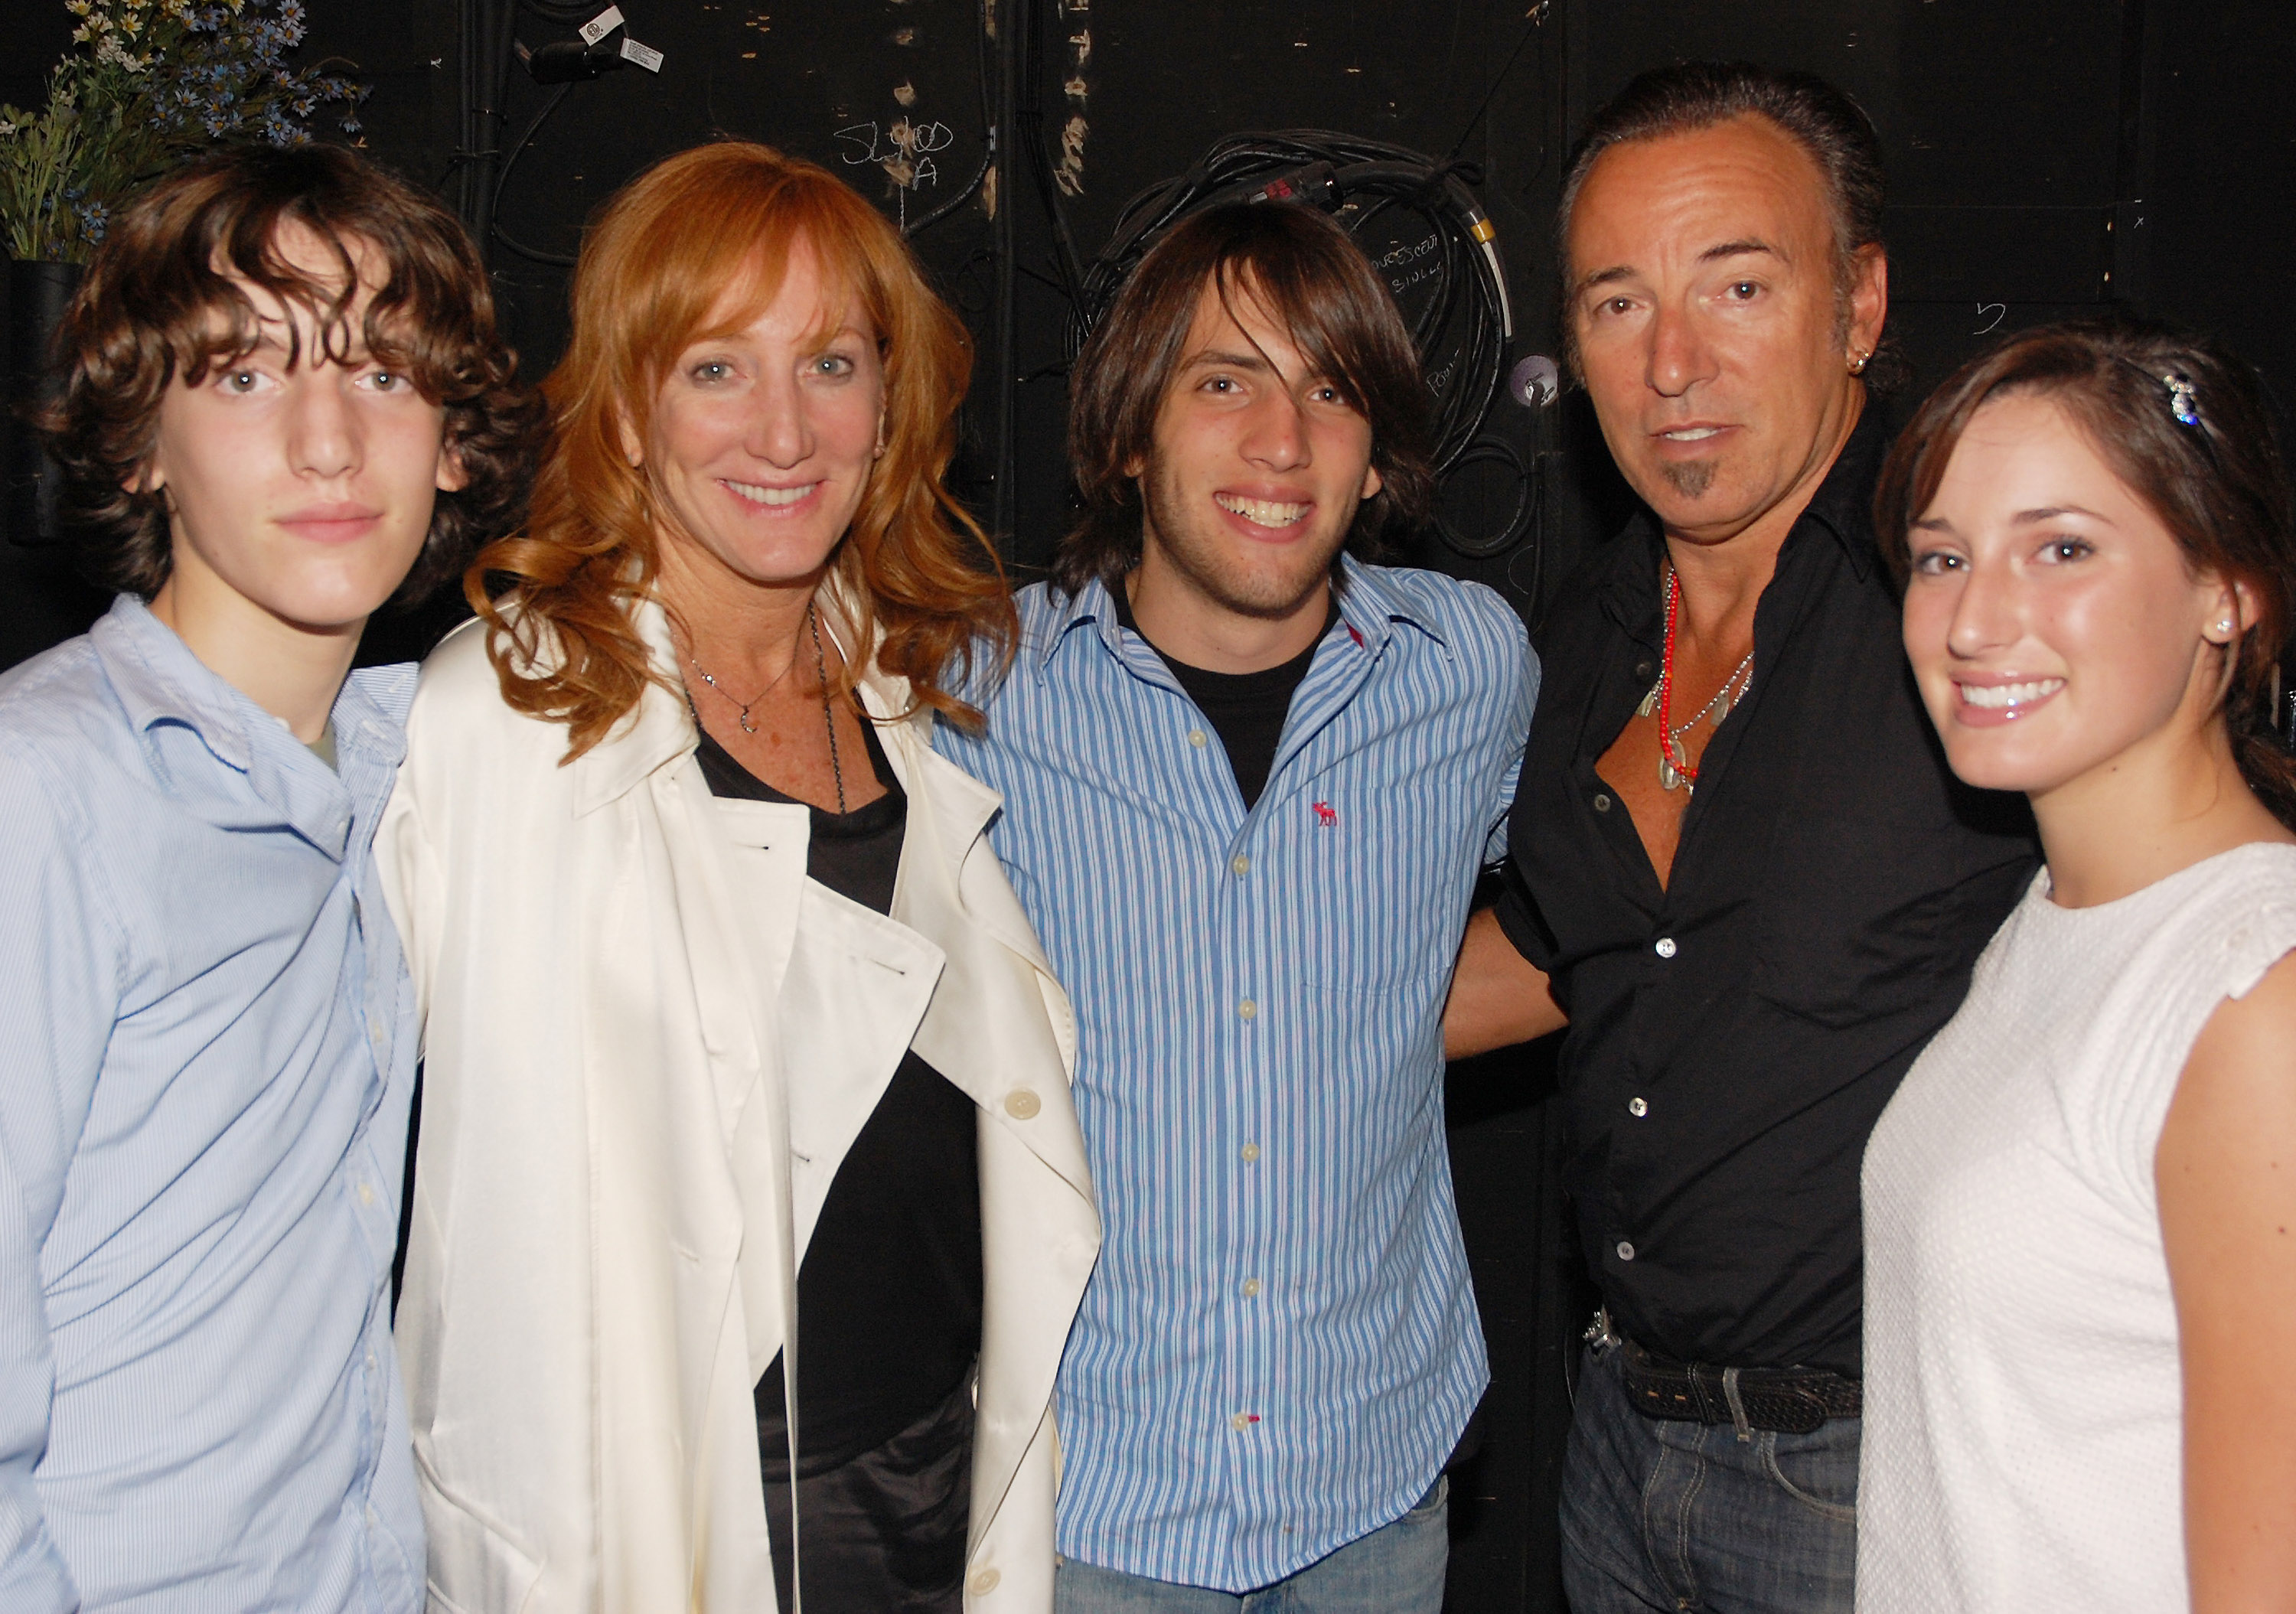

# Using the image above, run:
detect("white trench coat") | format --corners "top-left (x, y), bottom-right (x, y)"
top-left (377, 602), bottom-right (1101, 1614)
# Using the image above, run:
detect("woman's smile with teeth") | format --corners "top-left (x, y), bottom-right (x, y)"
top-left (1215, 493), bottom-right (1309, 527)
top-left (1958, 677), bottom-right (2064, 709)
top-left (1661, 426), bottom-right (1722, 441)
top-left (723, 478), bottom-right (819, 507)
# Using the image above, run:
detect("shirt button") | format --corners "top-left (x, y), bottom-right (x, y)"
top-left (969, 1567), bottom-right (1002, 1595)
top-left (357, 1181), bottom-right (377, 1206)
top-left (1241, 1142), bottom-right (1261, 1162)
top-left (1189, 729), bottom-right (1209, 748)
top-left (1242, 1278), bottom-right (1262, 1297)
top-left (1231, 853), bottom-right (1251, 876)
top-left (1616, 1241), bottom-right (1636, 1261)
top-left (1654, 937), bottom-right (1677, 959)
top-left (1634, 660), bottom-right (1654, 681)
top-left (1628, 1097), bottom-right (1649, 1117)
top-left (1238, 998), bottom-right (1257, 1021)
top-left (1593, 793), bottom-right (1612, 813)
top-left (1003, 1089), bottom-right (1042, 1120)
top-left (1231, 1412), bottom-right (1254, 1431)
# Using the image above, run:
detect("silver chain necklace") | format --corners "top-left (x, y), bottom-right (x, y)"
top-left (687, 601), bottom-right (847, 814)
top-left (687, 612), bottom-right (804, 735)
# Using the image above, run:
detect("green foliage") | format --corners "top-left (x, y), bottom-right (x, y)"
top-left (0, 0), bottom-right (370, 263)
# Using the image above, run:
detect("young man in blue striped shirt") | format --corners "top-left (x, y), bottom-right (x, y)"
top-left (939, 202), bottom-right (1533, 1610)
top-left (0, 147), bottom-right (534, 1612)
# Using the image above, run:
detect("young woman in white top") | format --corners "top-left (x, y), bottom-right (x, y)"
top-left (1858, 317), bottom-right (2296, 1613)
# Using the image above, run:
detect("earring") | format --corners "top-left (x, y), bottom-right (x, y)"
top-left (1848, 351), bottom-right (1870, 376)
top-left (2216, 618), bottom-right (2236, 637)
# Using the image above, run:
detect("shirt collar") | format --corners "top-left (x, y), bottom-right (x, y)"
top-left (88, 593), bottom-right (413, 859)
top-left (92, 592), bottom-right (263, 771)
top-left (1034, 553), bottom-right (1453, 683)
top-left (1598, 401), bottom-right (1891, 632)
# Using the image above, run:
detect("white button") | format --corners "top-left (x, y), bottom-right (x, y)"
top-left (367, 1352), bottom-right (378, 1371)
top-left (1189, 729), bottom-right (1209, 748)
top-left (968, 1567), bottom-right (1002, 1594)
top-left (1654, 937), bottom-right (1677, 959)
top-left (1628, 1097), bottom-right (1648, 1117)
top-left (1241, 1142), bottom-right (1261, 1162)
top-left (1238, 999), bottom-right (1257, 1020)
top-left (1231, 1411), bottom-right (1254, 1431)
top-left (1003, 1089), bottom-right (1042, 1120)
top-left (357, 1182), bottom-right (377, 1207)
top-left (1242, 1278), bottom-right (1262, 1297)
top-left (1616, 1241), bottom-right (1636, 1261)
top-left (1593, 793), bottom-right (1612, 813)
top-left (1231, 853), bottom-right (1251, 876)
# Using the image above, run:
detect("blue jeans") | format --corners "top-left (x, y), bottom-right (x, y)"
top-left (1561, 1342), bottom-right (1857, 1614)
top-left (1052, 1476), bottom-right (1448, 1612)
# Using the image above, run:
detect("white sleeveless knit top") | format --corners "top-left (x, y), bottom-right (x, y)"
top-left (1857, 840), bottom-right (2296, 1614)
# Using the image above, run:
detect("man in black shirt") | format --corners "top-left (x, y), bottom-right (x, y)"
top-left (1444, 64), bottom-right (2037, 1614)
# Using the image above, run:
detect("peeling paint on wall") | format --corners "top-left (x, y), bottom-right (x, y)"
top-left (1055, 2), bottom-right (1091, 195)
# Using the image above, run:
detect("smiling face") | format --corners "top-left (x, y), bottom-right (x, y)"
top-left (1567, 115), bottom-right (1883, 547)
top-left (638, 237), bottom-right (885, 600)
top-left (1901, 390), bottom-right (2243, 804)
top-left (143, 223), bottom-right (461, 637)
top-left (1131, 272), bottom-right (1381, 628)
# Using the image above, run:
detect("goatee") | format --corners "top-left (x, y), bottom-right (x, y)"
top-left (1660, 459), bottom-right (1717, 500)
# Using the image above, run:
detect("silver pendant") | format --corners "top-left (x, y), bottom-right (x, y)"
top-left (1638, 681), bottom-right (1661, 719)
top-left (1658, 754), bottom-right (1681, 791)
top-left (1714, 691), bottom-right (1730, 723)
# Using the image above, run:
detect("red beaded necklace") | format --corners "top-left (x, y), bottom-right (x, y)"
top-left (1657, 566), bottom-right (1696, 791)
top-left (1654, 566), bottom-right (1753, 795)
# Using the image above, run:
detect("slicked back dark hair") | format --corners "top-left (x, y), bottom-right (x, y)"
top-left (38, 142), bottom-right (544, 602)
top-left (1057, 201), bottom-right (1434, 598)
top-left (1559, 60), bottom-right (1901, 389)
top-left (1875, 314), bottom-right (2296, 828)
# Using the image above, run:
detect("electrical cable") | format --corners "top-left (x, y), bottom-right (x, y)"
top-left (903, 0), bottom-right (996, 237)
top-left (1071, 130), bottom-right (1515, 478)
top-left (488, 82), bottom-right (579, 266)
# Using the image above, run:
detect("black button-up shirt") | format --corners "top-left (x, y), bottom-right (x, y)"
top-left (1495, 412), bottom-right (2039, 1377)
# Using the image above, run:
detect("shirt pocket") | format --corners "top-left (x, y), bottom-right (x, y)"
top-left (1750, 810), bottom-right (1962, 1029)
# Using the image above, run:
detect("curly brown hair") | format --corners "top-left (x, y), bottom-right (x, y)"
top-left (38, 142), bottom-right (543, 602)
top-left (470, 140), bottom-right (1015, 761)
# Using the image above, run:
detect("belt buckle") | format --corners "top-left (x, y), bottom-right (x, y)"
top-left (1583, 1306), bottom-right (1621, 1351)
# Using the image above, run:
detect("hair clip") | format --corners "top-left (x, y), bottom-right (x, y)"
top-left (2163, 371), bottom-right (2201, 428)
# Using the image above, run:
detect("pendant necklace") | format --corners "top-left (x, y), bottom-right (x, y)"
top-left (1641, 566), bottom-right (1753, 796)
top-left (688, 613), bottom-right (807, 735)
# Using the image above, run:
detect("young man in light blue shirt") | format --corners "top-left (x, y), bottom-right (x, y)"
top-left (0, 145), bottom-right (536, 1612)
top-left (939, 202), bottom-right (1534, 1610)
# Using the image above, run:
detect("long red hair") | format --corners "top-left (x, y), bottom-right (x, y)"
top-left (471, 140), bottom-right (1013, 760)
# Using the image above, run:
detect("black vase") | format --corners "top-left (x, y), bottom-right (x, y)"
top-left (5, 257), bottom-right (83, 549)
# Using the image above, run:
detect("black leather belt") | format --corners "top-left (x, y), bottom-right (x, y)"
top-left (1618, 1339), bottom-right (1861, 1435)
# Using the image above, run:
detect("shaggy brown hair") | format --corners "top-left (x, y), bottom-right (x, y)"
top-left (1057, 201), bottom-right (1435, 598)
top-left (1874, 314), bottom-right (2296, 828)
top-left (38, 142), bottom-right (542, 601)
top-left (471, 140), bottom-right (1014, 761)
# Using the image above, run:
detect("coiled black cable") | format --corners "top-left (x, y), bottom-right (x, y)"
top-left (1068, 130), bottom-right (1515, 478)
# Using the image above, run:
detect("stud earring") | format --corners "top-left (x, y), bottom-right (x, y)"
top-left (1848, 351), bottom-right (1870, 376)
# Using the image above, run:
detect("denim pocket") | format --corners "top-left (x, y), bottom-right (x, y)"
top-left (1759, 1426), bottom-right (1859, 1524)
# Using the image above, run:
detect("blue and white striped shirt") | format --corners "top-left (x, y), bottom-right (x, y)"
top-left (938, 558), bottom-right (1534, 1590)
top-left (0, 597), bottom-right (423, 1613)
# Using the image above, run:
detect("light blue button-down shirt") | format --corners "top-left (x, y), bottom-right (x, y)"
top-left (938, 558), bottom-right (1534, 1590)
top-left (0, 596), bottom-right (422, 1613)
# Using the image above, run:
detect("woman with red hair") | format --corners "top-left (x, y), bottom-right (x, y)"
top-left (378, 141), bottom-right (1098, 1614)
